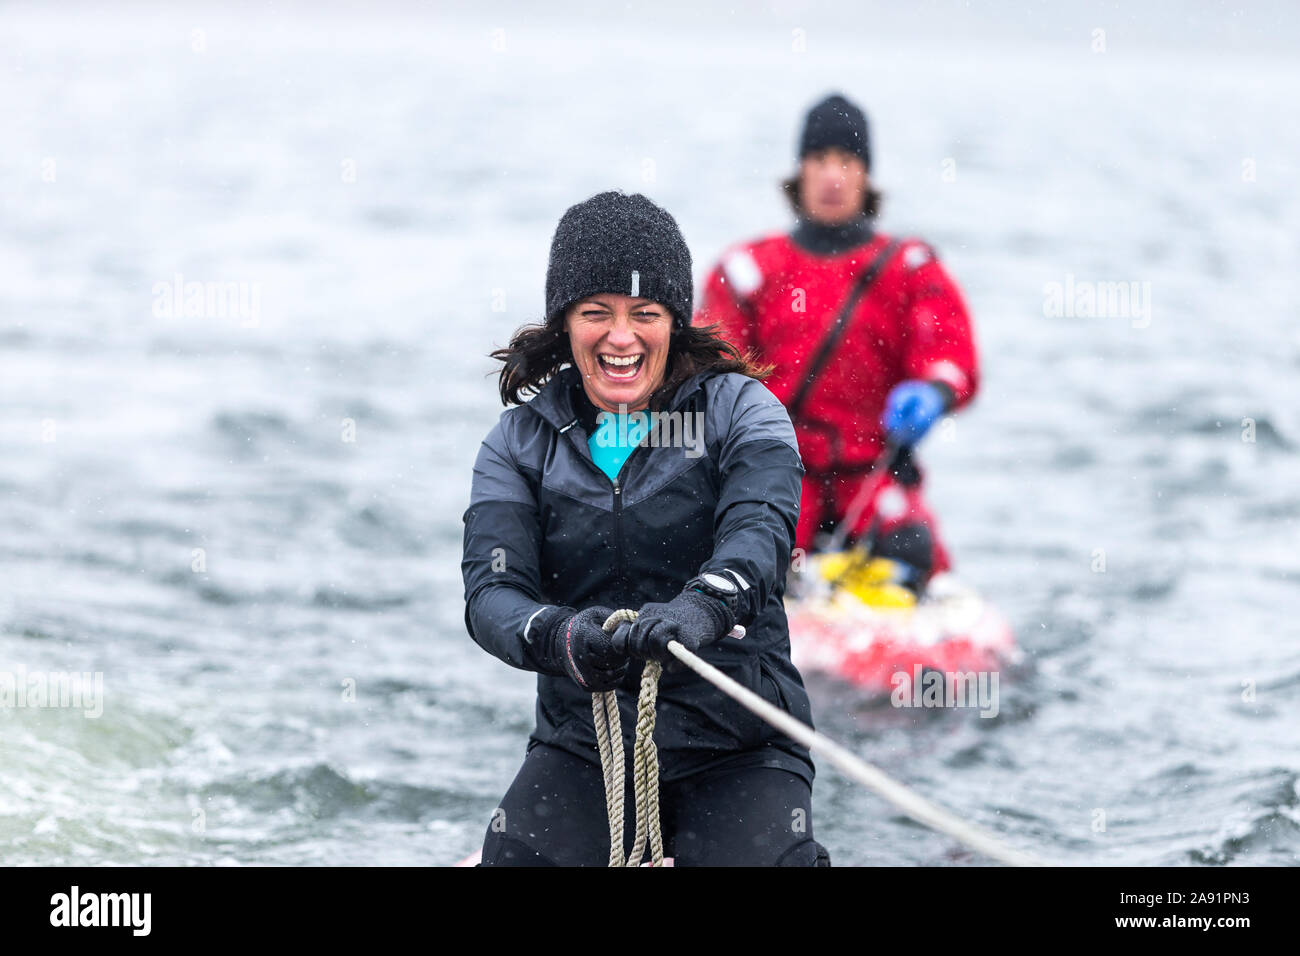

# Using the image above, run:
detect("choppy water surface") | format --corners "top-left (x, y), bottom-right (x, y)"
top-left (2, 2), bottom-right (1298, 865)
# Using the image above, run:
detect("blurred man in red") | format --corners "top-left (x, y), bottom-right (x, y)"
top-left (694, 93), bottom-right (980, 593)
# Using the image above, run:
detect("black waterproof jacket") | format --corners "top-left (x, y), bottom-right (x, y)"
top-left (462, 366), bottom-right (814, 784)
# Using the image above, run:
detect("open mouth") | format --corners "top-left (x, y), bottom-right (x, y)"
top-left (597, 353), bottom-right (644, 381)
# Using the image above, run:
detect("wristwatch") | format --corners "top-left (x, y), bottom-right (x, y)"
top-left (685, 572), bottom-right (740, 618)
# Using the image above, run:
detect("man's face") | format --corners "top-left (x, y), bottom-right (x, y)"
top-left (798, 147), bottom-right (869, 225)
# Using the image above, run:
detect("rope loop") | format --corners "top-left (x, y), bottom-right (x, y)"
top-left (591, 608), bottom-right (665, 867)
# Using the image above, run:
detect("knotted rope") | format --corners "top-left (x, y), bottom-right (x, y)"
top-left (591, 608), bottom-right (666, 867)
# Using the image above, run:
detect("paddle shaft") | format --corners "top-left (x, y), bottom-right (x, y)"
top-left (824, 440), bottom-right (902, 554)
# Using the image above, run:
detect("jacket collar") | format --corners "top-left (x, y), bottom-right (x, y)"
top-left (790, 213), bottom-right (875, 255)
top-left (526, 365), bottom-right (713, 433)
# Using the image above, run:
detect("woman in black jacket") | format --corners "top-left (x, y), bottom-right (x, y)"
top-left (462, 191), bottom-right (828, 866)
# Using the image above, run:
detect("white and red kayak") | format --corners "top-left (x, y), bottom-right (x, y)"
top-left (785, 553), bottom-right (1017, 694)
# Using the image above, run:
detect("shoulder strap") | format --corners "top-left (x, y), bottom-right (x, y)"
top-left (786, 238), bottom-right (902, 421)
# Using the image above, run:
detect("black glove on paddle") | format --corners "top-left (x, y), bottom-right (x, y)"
top-left (545, 605), bottom-right (629, 692)
top-left (622, 589), bottom-right (735, 664)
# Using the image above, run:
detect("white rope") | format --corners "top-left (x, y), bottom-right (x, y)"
top-left (665, 640), bottom-right (1051, 867)
top-left (592, 609), bottom-right (666, 867)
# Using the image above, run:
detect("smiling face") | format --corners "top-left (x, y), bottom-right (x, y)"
top-left (564, 293), bottom-right (673, 414)
top-left (798, 146), bottom-right (870, 225)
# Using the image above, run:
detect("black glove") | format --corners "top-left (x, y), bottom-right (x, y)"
top-left (621, 589), bottom-right (735, 664)
top-left (545, 606), bottom-right (629, 692)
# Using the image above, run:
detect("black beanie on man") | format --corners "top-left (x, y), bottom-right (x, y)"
top-left (545, 191), bottom-right (693, 328)
top-left (799, 93), bottom-right (871, 170)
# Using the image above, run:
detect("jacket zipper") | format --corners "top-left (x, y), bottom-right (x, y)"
top-left (564, 427), bottom-right (632, 601)
top-left (612, 476), bottom-right (625, 600)
top-left (564, 386), bottom-right (704, 605)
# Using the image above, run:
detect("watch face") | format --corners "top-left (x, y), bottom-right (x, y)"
top-left (701, 572), bottom-right (737, 594)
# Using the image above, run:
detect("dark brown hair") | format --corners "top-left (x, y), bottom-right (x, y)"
top-left (490, 309), bottom-right (772, 409)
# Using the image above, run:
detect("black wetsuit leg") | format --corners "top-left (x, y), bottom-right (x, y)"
top-left (479, 743), bottom-right (636, 867)
top-left (480, 744), bottom-right (830, 867)
top-left (663, 764), bottom-right (828, 867)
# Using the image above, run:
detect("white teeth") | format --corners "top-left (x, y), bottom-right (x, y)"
top-left (598, 353), bottom-right (642, 379)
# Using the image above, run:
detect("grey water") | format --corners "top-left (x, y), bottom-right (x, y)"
top-left (2, 1), bottom-right (1298, 866)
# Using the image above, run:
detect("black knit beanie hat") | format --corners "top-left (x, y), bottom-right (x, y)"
top-left (799, 93), bottom-right (871, 170)
top-left (545, 191), bottom-right (693, 328)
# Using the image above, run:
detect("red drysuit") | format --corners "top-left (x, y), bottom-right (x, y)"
top-left (694, 229), bottom-right (979, 573)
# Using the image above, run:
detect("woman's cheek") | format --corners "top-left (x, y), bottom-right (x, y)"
top-left (652, 336), bottom-right (668, 370)
top-left (571, 336), bottom-right (592, 372)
